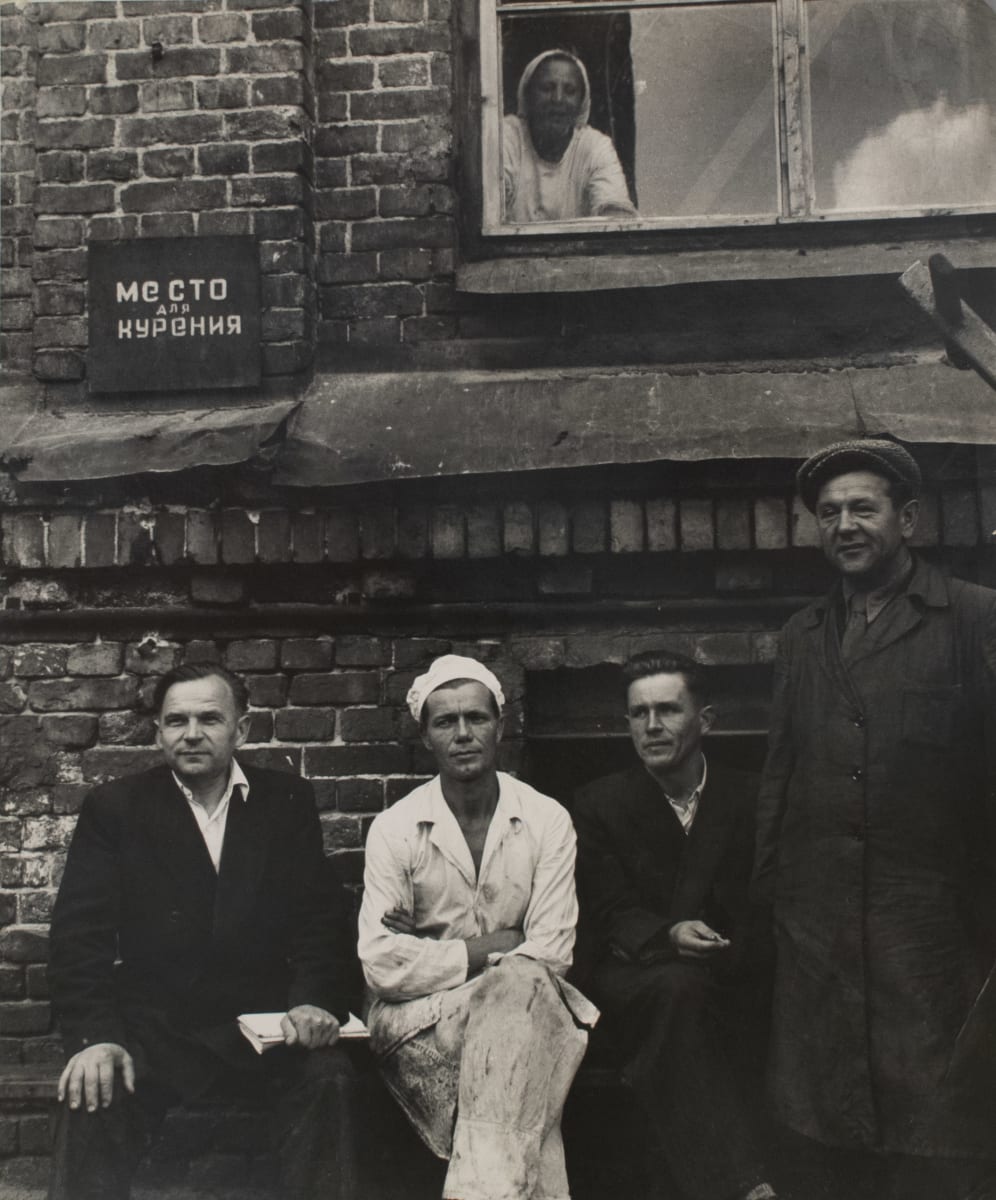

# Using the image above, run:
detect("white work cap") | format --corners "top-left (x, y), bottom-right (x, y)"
top-left (406, 654), bottom-right (505, 722)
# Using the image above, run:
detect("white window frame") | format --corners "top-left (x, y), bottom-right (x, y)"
top-left (479, 0), bottom-right (996, 237)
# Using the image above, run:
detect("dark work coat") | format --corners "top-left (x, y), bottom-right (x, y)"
top-left (753, 556), bottom-right (996, 1155)
top-left (573, 759), bottom-right (767, 987)
top-left (48, 763), bottom-right (360, 1100)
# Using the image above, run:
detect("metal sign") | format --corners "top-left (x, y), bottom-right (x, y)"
top-left (88, 237), bottom-right (261, 393)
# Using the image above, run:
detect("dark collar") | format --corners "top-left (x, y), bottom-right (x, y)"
top-left (802, 554), bottom-right (949, 628)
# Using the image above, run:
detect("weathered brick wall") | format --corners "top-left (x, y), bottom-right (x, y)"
top-left (0, 2), bottom-right (39, 373)
top-left (2, 0), bottom-right (317, 381)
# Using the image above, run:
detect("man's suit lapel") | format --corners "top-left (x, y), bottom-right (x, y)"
top-left (671, 766), bottom-right (738, 921)
top-left (628, 767), bottom-right (686, 847)
top-left (146, 767), bottom-right (218, 919)
top-left (213, 772), bottom-right (268, 941)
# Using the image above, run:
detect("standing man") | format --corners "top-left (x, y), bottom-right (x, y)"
top-left (48, 662), bottom-right (361, 1200)
top-left (574, 650), bottom-right (777, 1200)
top-left (754, 439), bottom-right (996, 1198)
top-left (358, 654), bottom-right (597, 1200)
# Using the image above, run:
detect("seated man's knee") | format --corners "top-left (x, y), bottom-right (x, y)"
top-left (645, 961), bottom-right (716, 1011)
top-left (476, 955), bottom-right (552, 1007)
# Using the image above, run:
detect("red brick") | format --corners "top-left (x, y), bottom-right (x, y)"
top-left (716, 498), bottom-right (751, 551)
top-left (66, 642), bottom-right (123, 676)
top-left (336, 637), bottom-right (390, 667)
top-left (88, 19), bottom-right (140, 50)
top-left (336, 778), bottom-right (383, 813)
top-left (200, 210), bottom-right (253, 237)
top-left (88, 84), bottom-right (140, 114)
top-left (115, 47), bottom-right (220, 80)
top-left (250, 75), bottom-right (305, 106)
top-left (186, 511), bottom-right (219, 565)
top-left (33, 316), bottom-right (87, 347)
top-left (0, 681), bottom-right (28, 713)
top-left (198, 12), bottom-right (248, 42)
top-left (396, 505), bottom-right (429, 559)
top-left (341, 707), bottom-right (399, 742)
top-left (305, 744), bottom-right (409, 776)
top-left (226, 640), bottom-right (278, 672)
top-left (640, 496), bottom-right (678, 550)
top-left (679, 499), bottom-right (714, 551)
top-left (274, 709), bottom-right (334, 742)
top-left (941, 487), bottom-right (979, 546)
top-left (573, 501), bottom-right (609, 556)
top-left (80, 747), bottom-right (163, 784)
top-left (196, 77), bottom-right (249, 109)
top-left (244, 674), bottom-right (288, 707)
top-left (35, 118), bottom-right (114, 150)
top-left (220, 509), bottom-right (255, 565)
top-left (28, 677), bottom-right (138, 712)
top-left (143, 147), bottom-right (195, 178)
top-left (0, 1002), bottom-right (50, 1034)
top-left (0, 927), bottom-right (48, 964)
top-left (466, 506), bottom-right (501, 560)
top-left (3, 515), bottom-right (43, 568)
top-left (37, 23), bottom-right (87, 53)
top-left (35, 283), bottom-right (85, 316)
top-left (754, 497), bottom-right (788, 550)
top-left (349, 25), bottom-right (448, 56)
top-left (13, 644), bottom-right (68, 680)
top-left (292, 512), bottom-right (324, 563)
top-left (281, 639), bottom-right (334, 670)
top-left (790, 498), bottom-right (820, 548)
top-left (37, 54), bottom-right (105, 86)
top-left (429, 507), bottom-right (463, 560)
top-left (537, 502), bottom-right (568, 557)
top-left (122, 179), bottom-right (226, 212)
top-left (37, 85), bottom-right (87, 118)
top-left (86, 149), bottom-right (139, 181)
top-left (359, 508), bottom-right (395, 559)
top-left (694, 633), bottom-right (753, 665)
top-left (120, 114), bottom-right (224, 148)
top-left (97, 711), bottom-right (155, 745)
top-left (36, 183), bottom-right (114, 214)
top-left (315, 0), bottom-right (370, 27)
top-left (183, 640), bottom-right (222, 665)
top-left (254, 7), bottom-right (306, 38)
top-left (910, 493), bottom-right (940, 548)
top-left (503, 502), bottom-right (534, 555)
top-left (37, 153), bottom-right (85, 187)
top-left (257, 510), bottom-right (291, 563)
top-left (33, 217), bottom-right (83, 251)
top-left (289, 673), bottom-right (379, 706)
top-left (32, 350), bottom-right (85, 380)
top-left (39, 714), bottom-right (97, 750)
top-left (142, 14), bottom-right (194, 44)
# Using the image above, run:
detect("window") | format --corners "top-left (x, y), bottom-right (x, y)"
top-left (478, 0), bottom-right (996, 234)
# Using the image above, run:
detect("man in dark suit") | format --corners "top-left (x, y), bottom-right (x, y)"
top-left (574, 649), bottom-right (775, 1200)
top-left (47, 662), bottom-right (362, 1200)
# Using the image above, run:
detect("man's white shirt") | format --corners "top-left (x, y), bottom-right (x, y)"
top-left (171, 759), bottom-right (249, 872)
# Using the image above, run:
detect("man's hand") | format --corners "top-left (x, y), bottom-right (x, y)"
top-left (57, 1043), bottom-right (135, 1112)
top-left (381, 907), bottom-right (420, 936)
top-left (669, 920), bottom-right (731, 959)
top-left (282, 1005), bottom-right (340, 1049)
top-left (465, 928), bottom-right (525, 973)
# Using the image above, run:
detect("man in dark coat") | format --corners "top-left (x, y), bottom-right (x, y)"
top-left (47, 662), bottom-right (362, 1200)
top-left (574, 650), bottom-right (776, 1200)
top-left (753, 439), bottom-right (996, 1199)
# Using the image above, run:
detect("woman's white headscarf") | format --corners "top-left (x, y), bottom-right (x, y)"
top-left (515, 48), bottom-right (591, 130)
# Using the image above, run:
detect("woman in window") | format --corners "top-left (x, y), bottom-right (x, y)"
top-left (503, 49), bottom-right (638, 223)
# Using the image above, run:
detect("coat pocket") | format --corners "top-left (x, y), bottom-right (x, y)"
top-left (901, 686), bottom-right (962, 747)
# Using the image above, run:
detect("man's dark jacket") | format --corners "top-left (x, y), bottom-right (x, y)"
top-left (48, 763), bottom-right (360, 1098)
top-left (753, 556), bottom-right (996, 1154)
top-left (573, 760), bottom-right (766, 987)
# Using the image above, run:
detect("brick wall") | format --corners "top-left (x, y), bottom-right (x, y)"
top-left (1, 0), bottom-right (954, 383)
top-left (3, 0), bottom-right (318, 381)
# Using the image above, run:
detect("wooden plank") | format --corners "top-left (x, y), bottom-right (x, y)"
top-left (898, 258), bottom-right (996, 391)
top-left (275, 361), bottom-right (996, 489)
top-left (457, 238), bottom-right (996, 293)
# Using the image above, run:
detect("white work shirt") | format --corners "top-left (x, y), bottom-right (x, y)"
top-left (172, 759), bottom-right (250, 872)
top-left (358, 772), bottom-right (578, 1004)
top-left (660, 758), bottom-right (708, 835)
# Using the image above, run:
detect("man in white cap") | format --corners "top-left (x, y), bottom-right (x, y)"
top-left (358, 654), bottom-right (597, 1200)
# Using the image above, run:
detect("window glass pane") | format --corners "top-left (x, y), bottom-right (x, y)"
top-left (498, 4), bottom-right (779, 224)
top-left (808, 0), bottom-right (996, 214)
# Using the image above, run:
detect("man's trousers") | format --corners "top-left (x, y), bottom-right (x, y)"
top-left (377, 956), bottom-right (590, 1200)
top-left (47, 1042), bottom-right (360, 1200)
top-left (591, 958), bottom-right (768, 1200)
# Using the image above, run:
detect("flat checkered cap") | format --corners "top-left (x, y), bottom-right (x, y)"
top-left (797, 439), bottom-right (921, 512)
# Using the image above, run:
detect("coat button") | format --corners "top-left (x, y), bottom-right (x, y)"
top-left (853, 715), bottom-right (866, 728)
top-left (851, 768), bottom-right (863, 782)
top-left (169, 909), bottom-right (182, 923)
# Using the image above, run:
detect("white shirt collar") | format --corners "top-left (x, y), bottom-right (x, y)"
top-left (657, 757), bottom-right (708, 834)
top-left (171, 757), bottom-right (250, 814)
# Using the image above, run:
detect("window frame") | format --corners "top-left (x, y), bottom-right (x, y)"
top-left (474, 0), bottom-right (996, 238)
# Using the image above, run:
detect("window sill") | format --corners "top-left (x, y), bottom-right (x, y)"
top-left (455, 238), bottom-right (996, 294)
